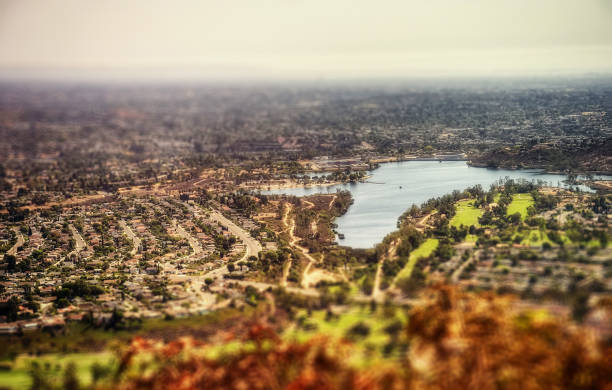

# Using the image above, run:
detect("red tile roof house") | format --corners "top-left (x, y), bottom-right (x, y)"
top-left (41, 315), bottom-right (65, 329)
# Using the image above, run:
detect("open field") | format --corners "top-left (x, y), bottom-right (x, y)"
top-left (450, 199), bottom-right (482, 228)
top-left (283, 306), bottom-right (407, 365)
top-left (396, 238), bottom-right (439, 280)
top-left (0, 352), bottom-right (114, 390)
top-left (0, 307), bottom-right (254, 361)
top-left (507, 193), bottom-right (534, 220)
top-left (517, 228), bottom-right (572, 247)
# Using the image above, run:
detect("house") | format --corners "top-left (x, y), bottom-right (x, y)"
top-left (21, 322), bottom-right (39, 332)
top-left (0, 323), bottom-right (18, 334)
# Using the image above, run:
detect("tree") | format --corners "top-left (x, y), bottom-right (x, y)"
top-left (571, 290), bottom-right (590, 323)
top-left (508, 212), bottom-right (521, 224)
top-left (5, 254), bottom-right (16, 272)
top-left (62, 362), bottom-right (80, 390)
top-left (347, 321), bottom-right (370, 339)
top-left (435, 242), bottom-right (454, 261)
top-left (0, 296), bottom-right (19, 322)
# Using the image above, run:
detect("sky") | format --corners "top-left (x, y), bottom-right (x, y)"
top-left (0, 0), bottom-right (611, 81)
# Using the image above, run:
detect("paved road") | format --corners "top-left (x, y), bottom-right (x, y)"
top-left (207, 209), bottom-right (262, 262)
top-left (174, 220), bottom-right (203, 255)
top-left (164, 205), bottom-right (264, 311)
top-left (53, 224), bottom-right (87, 267)
top-left (119, 220), bottom-right (141, 257)
top-left (70, 224), bottom-right (86, 252)
top-left (6, 227), bottom-right (24, 257)
top-left (2, 227), bottom-right (24, 261)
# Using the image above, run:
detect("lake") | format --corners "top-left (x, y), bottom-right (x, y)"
top-left (261, 161), bottom-right (609, 248)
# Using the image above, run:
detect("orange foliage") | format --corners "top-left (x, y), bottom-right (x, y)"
top-left (115, 330), bottom-right (398, 390)
top-left (405, 285), bottom-right (611, 390)
top-left (111, 286), bottom-right (611, 390)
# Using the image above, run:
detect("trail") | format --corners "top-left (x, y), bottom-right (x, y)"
top-left (415, 211), bottom-right (437, 232)
top-left (280, 203), bottom-right (293, 287)
top-left (302, 199), bottom-right (315, 209)
top-left (280, 260), bottom-right (291, 288)
top-left (372, 239), bottom-right (399, 300)
top-left (282, 202), bottom-right (321, 288)
top-left (451, 249), bottom-right (480, 283)
top-left (328, 194), bottom-right (337, 210)
top-left (310, 219), bottom-right (318, 235)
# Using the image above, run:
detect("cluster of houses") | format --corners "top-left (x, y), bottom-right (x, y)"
top-left (1, 194), bottom-right (264, 333)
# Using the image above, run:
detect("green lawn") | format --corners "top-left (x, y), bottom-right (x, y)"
top-left (586, 238), bottom-right (610, 249)
top-left (0, 352), bottom-right (115, 390)
top-left (507, 193), bottom-right (534, 220)
top-left (395, 238), bottom-right (439, 281)
top-left (450, 199), bottom-right (483, 228)
top-left (520, 229), bottom-right (553, 247)
top-left (283, 306), bottom-right (407, 365)
top-left (515, 229), bottom-right (571, 247)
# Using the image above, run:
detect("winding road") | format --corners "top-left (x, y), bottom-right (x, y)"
top-left (174, 220), bottom-right (203, 255)
top-left (6, 227), bottom-right (24, 257)
top-left (53, 224), bottom-right (86, 267)
top-left (207, 209), bottom-right (262, 262)
top-left (119, 220), bottom-right (141, 257)
top-left (2, 227), bottom-right (24, 262)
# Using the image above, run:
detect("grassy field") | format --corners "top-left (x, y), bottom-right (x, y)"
top-left (0, 307), bottom-right (254, 362)
top-left (395, 238), bottom-right (439, 281)
top-left (283, 306), bottom-right (407, 365)
top-left (514, 228), bottom-right (572, 247)
top-left (507, 193), bottom-right (534, 220)
top-left (0, 352), bottom-right (115, 389)
top-left (519, 229), bottom-right (554, 247)
top-left (450, 199), bottom-right (482, 228)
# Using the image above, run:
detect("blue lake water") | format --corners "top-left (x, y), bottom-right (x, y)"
top-left (262, 161), bottom-right (609, 248)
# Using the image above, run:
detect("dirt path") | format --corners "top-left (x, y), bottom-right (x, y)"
top-left (281, 202), bottom-right (326, 288)
top-left (415, 211), bottom-right (437, 232)
top-left (302, 199), bottom-right (315, 209)
top-left (451, 249), bottom-right (480, 283)
top-left (372, 239), bottom-right (399, 300)
top-left (280, 203), bottom-right (294, 287)
top-left (310, 219), bottom-right (318, 235)
top-left (328, 194), bottom-right (337, 210)
top-left (281, 202), bottom-right (292, 232)
top-left (280, 260), bottom-right (291, 288)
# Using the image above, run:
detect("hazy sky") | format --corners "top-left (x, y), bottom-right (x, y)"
top-left (1, 0), bottom-right (611, 80)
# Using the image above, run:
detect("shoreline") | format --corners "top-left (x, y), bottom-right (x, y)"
top-left (244, 160), bottom-right (612, 193)
top-left (467, 161), bottom-right (612, 176)
top-left (243, 180), bottom-right (349, 191)
top-left (243, 175), bottom-right (372, 191)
